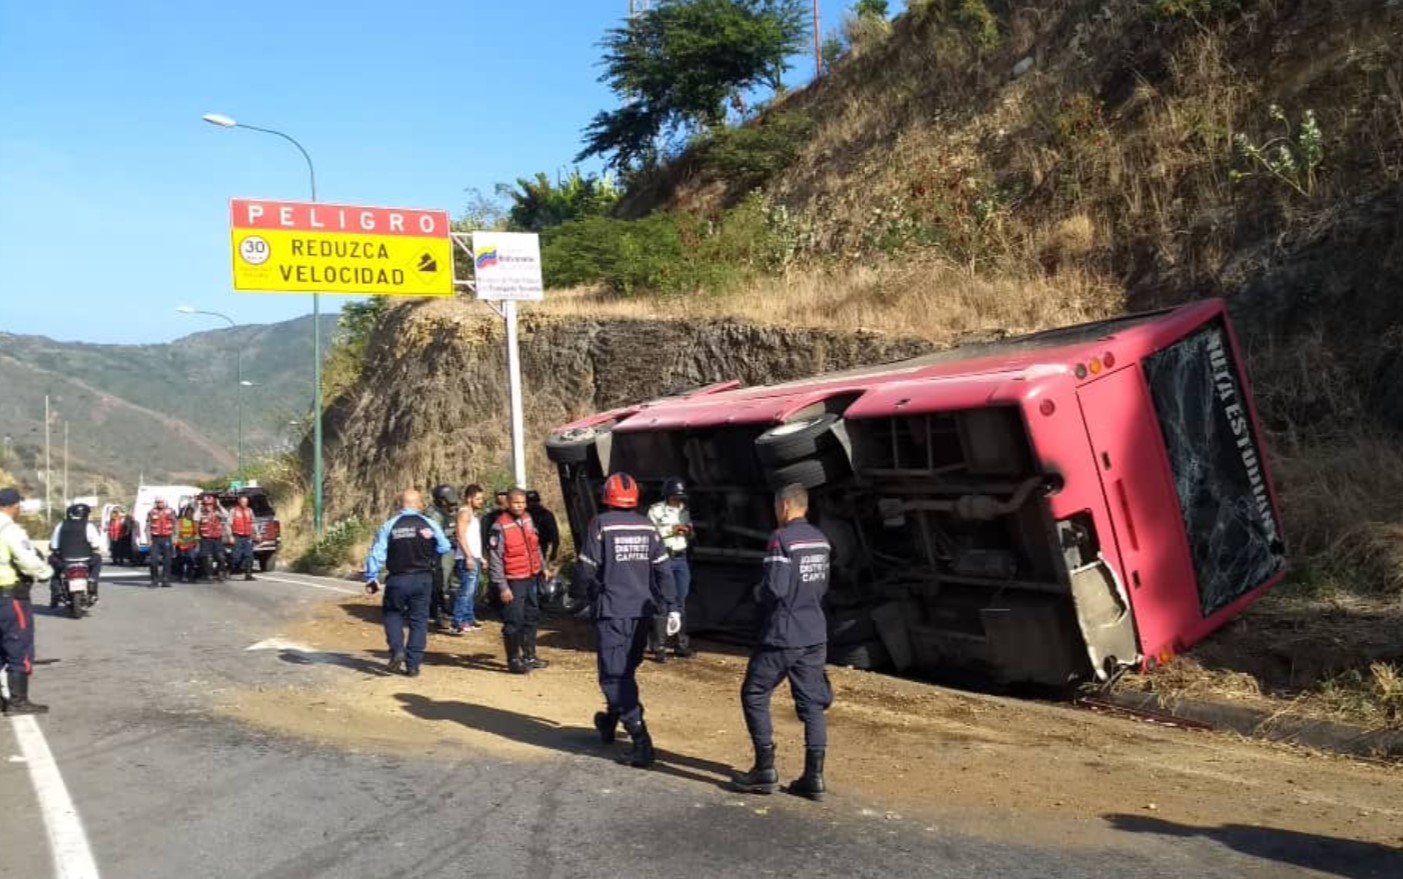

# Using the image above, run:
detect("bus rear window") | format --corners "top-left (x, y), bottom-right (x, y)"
top-left (1143, 319), bottom-right (1285, 616)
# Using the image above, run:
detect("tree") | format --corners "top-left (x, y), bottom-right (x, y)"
top-left (498, 169), bottom-right (620, 233)
top-left (578, 0), bottom-right (810, 171)
top-left (855, 0), bottom-right (889, 17)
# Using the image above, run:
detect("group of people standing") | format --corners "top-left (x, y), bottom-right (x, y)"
top-left (143, 493), bottom-right (259, 587)
top-left (363, 474), bottom-right (833, 800)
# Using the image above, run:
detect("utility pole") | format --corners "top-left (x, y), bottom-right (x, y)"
top-left (629, 0), bottom-right (650, 18)
top-left (63, 420), bottom-right (69, 506)
top-left (43, 395), bottom-right (51, 521)
top-left (813, 0), bottom-right (822, 77)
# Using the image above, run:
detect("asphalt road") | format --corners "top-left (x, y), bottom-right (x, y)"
top-left (2, 566), bottom-right (1398, 879)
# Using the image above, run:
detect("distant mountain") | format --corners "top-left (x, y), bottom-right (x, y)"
top-left (0, 315), bottom-right (340, 501)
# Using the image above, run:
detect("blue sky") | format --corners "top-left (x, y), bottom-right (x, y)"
top-left (0, 0), bottom-right (865, 344)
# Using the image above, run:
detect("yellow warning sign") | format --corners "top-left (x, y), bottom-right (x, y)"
top-left (229, 199), bottom-right (453, 297)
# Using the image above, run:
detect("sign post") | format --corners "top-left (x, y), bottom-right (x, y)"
top-left (229, 199), bottom-right (454, 298)
top-left (228, 197), bottom-right (453, 532)
top-left (464, 232), bottom-right (545, 489)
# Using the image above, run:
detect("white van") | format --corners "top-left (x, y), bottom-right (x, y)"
top-left (129, 484), bottom-right (202, 561)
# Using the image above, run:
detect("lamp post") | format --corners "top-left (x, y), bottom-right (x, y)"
top-left (203, 112), bottom-right (324, 534)
top-left (176, 306), bottom-right (246, 479)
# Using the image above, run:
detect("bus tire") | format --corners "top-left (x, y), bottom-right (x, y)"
top-left (545, 423), bottom-right (613, 465)
top-left (828, 609), bottom-right (878, 647)
top-left (764, 451), bottom-right (849, 490)
top-left (828, 639), bottom-right (890, 671)
top-left (755, 415), bottom-right (842, 466)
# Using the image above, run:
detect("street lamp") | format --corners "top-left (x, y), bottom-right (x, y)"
top-left (202, 111), bottom-right (324, 534)
top-left (176, 306), bottom-right (246, 479)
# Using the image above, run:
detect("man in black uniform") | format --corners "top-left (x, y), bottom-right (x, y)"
top-left (573, 472), bottom-right (677, 768)
top-left (525, 490), bottom-right (560, 566)
top-left (427, 484), bottom-right (460, 629)
top-left (363, 488), bottom-right (453, 677)
top-left (731, 482), bottom-right (833, 800)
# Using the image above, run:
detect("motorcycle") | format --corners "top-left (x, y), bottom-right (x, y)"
top-left (54, 558), bottom-right (96, 619)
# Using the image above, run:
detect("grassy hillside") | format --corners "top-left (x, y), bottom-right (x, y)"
top-left (0, 314), bottom-right (339, 498)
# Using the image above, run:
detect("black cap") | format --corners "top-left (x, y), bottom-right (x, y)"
top-left (0, 487), bottom-right (23, 507)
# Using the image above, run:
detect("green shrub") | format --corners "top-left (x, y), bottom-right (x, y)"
top-left (295, 516), bottom-right (369, 573)
top-left (909, 0), bottom-right (1000, 48)
top-left (541, 193), bottom-right (812, 297)
top-left (698, 112), bottom-right (814, 191)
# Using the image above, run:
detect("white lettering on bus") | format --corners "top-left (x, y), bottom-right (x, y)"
top-left (1207, 329), bottom-right (1278, 542)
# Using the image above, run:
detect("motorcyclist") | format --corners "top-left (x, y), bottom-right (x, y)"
top-left (49, 503), bottom-right (104, 604)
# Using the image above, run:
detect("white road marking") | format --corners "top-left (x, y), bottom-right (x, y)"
top-left (244, 638), bottom-right (319, 653)
top-left (10, 715), bottom-right (101, 878)
top-left (242, 573), bottom-right (360, 595)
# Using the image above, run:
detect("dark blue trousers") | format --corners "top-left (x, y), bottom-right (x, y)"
top-left (595, 617), bottom-right (650, 727)
top-left (741, 643), bottom-right (832, 749)
top-left (228, 536), bottom-right (255, 573)
top-left (0, 594), bottom-right (35, 674)
top-left (383, 572), bottom-right (432, 671)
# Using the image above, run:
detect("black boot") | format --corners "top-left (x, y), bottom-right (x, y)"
top-left (618, 719), bottom-right (655, 767)
top-left (674, 614), bottom-right (693, 658)
top-left (786, 748), bottom-right (826, 801)
top-left (386, 652), bottom-right (407, 675)
top-left (593, 710), bottom-right (619, 744)
top-left (522, 629), bottom-right (550, 669)
top-left (505, 632), bottom-right (529, 674)
top-left (243, 562), bottom-right (254, 582)
top-left (650, 616), bottom-right (669, 663)
top-left (5, 671), bottom-right (49, 716)
top-left (730, 742), bottom-right (778, 794)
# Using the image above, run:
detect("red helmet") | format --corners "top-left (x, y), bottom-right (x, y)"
top-left (601, 472), bottom-right (640, 509)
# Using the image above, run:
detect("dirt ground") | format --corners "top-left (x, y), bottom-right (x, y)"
top-left (219, 597), bottom-right (1403, 851)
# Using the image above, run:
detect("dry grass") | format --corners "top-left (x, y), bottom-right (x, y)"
top-left (529, 257), bottom-right (1122, 344)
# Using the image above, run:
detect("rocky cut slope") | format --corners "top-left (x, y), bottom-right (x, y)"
top-left (317, 298), bottom-right (934, 521)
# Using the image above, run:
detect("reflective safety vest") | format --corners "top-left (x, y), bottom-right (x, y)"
top-left (230, 507), bottom-right (254, 538)
top-left (108, 518), bottom-right (124, 541)
top-left (495, 513), bottom-right (543, 580)
top-left (198, 510), bottom-right (225, 539)
top-left (148, 508), bottom-right (175, 538)
top-left (175, 518), bottom-right (198, 550)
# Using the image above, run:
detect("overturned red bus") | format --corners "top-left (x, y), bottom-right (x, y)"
top-left (545, 300), bottom-right (1287, 686)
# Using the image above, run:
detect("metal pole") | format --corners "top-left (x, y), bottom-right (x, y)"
top-left (216, 120), bottom-right (322, 533)
top-left (504, 300), bottom-right (527, 488)
top-left (236, 348), bottom-right (244, 480)
top-left (63, 420), bottom-right (68, 505)
top-left (44, 395), bottom-right (51, 521)
top-left (813, 0), bottom-right (822, 77)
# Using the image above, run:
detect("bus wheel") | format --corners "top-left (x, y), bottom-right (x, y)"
top-left (754, 415), bottom-right (843, 466)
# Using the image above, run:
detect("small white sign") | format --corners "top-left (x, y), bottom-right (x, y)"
top-left (471, 231), bottom-right (544, 301)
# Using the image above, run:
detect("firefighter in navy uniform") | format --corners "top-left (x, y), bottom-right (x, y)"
top-left (573, 472), bottom-right (678, 768)
top-left (363, 488), bottom-right (452, 677)
top-left (0, 487), bottom-right (54, 715)
top-left (487, 488), bottom-right (553, 674)
top-left (731, 482), bottom-right (833, 801)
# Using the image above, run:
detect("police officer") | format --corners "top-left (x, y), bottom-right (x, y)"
top-left (427, 484), bottom-right (460, 629)
top-left (228, 495), bottom-right (256, 581)
top-left (50, 503), bottom-right (103, 603)
top-left (146, 497), bottom-right (177, 587)
top-left (574, 473), bottom-right (677, 767)
top-left (487, 488), bottom-right (552, 675)
top-left (363, 488), bottom-right (452, 676)
top-left (647, 477), bottom-right (694, 661)
top-left (0, 487), bottom-right (54, 715)
top-left (731, 483), bottom-right (833, 801)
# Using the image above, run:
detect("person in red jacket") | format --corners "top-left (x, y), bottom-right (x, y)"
top-left (487, 488), bottom-right (553, 675)
top-left (193, 494), bottom-right (227, 581)
top-left (145, 498), bottom-right (176, 588)
top-left (228, 495), bottom-right (256, 581)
